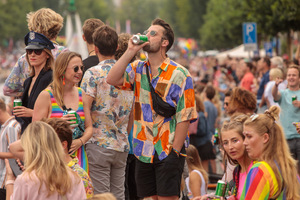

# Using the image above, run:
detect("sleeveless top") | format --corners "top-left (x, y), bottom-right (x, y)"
top-left (46, 87), bottom-right (85, 121)
top-left (185, 169), bottom-right (207, 199)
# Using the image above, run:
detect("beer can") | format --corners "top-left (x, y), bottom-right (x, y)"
top-left (292, 96), bottom-right (297, 101)
top-left (67, 110), bottom-right (78, 126)
top-left (13, 99), bottom-right (22, 107)
top-left (215, 180), bottom-right (226, 197)
top-left (132, 35), bottom-right (148, 45)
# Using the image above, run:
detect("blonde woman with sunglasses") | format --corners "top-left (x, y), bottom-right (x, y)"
top-left (33, 51), bottom-right (93, 173)
top-left (13, 31), bottom-right (54, 133)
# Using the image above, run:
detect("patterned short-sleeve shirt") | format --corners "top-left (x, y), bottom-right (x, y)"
top-left (3, 43), bottom-right (68, 97)
top-left (122, 57), bottom-right (197, 163)
top-left (68, 158), bottom-right (94, 199)
top-left (81, 59), bottom-right (133, 152)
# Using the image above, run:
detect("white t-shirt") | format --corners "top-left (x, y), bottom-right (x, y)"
top-left (264, 80), bottom-right (287, 107)
top-left (185, 169), bottom-right (207, 199)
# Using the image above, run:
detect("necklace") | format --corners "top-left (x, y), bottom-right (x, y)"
top-left (88, 50), bottom-right (95, 55)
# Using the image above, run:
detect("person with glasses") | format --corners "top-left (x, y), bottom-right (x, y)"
top-left (32, 51), bottom-right (93, 173)
top-left (4, 8), bottom-right (68, 98)
top-left (107, 18), bottom-right (197, 200)
top-left (13, 31), bottom-right (54, 133)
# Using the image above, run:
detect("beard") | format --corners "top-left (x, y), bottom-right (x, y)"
top-left (143, 41), bottom-right (161, 53)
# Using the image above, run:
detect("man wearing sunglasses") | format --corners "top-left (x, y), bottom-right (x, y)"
top-left (107, 18), bottom-right (197, 200)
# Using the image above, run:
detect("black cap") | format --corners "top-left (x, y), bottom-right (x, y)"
top-left (24, 31), bottom-right (55, 50)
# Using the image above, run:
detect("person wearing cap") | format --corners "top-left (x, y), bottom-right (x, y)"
top-left (13, 31), bottom-right (55, 133)
top-left (3, 8), bottom-right (68, 98)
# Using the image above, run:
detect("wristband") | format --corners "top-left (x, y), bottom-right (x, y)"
top-left (5, 180), bottom-right (15, 186)
top-left (79, 138), bottom-right (84, 146)
top-left (173, 148), bottom-right (187, 157)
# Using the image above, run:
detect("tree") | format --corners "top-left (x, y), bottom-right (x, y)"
top-left (0, 0), bottom-right (33, 41)
top-left (200, 0), bottom-right (247, 50)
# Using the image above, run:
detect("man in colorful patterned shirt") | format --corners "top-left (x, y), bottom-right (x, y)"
top-left (3, 8), bottom-right (68, 97)
top-left (107, 18), bottom-right (197, 199)
top-left (81, 25), bottom-right (133, 200)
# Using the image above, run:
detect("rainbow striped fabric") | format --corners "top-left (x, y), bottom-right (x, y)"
top-left (240, 161), bottom-right (285, 200)
top-left (46, 87), bottom-right (88, 173)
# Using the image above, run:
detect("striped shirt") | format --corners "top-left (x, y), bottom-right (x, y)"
top-left (0, 116), bottom-right (21, 187)
top-left (240, 161), bottom-right (285, 200)
top-left (121, 57), bottom-right (197, 163)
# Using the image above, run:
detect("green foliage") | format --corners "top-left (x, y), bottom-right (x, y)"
top-left (115, 0), bottom-right (162, 34)
top-left (0, 0), bottom-right (33, 40)
top-left (200, 0), bottom-right (247, 49)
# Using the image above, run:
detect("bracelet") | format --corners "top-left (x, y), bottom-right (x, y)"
top-left (173, 148), bottom-right (187, 157)
top-left (5, 180), bottom-right (15, 186)
top-left (79, 138), bottom-right (84, 146)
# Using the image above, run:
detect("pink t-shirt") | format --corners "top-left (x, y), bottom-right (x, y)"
top-left (10, 171), bottom-right (86, 200)
top-left (237, 162), bottom-right (253, 199)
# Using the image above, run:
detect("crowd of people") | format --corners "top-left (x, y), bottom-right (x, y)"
top-left (0, 7), bottom-right (300, 200)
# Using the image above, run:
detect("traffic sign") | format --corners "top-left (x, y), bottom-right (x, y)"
top-left (243, 22), bottom-right (257, 51)
top-left (264, 42), bottom-right (273, 57)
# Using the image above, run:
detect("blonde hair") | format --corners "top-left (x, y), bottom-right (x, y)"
top-left (26, 48), bottom-right (54, 77)
top-left (21, 121), bottom-right (80, 197)
top-left (244, 106), bottom-right (300, 199)
top-left (220, 114), bottom-right (249, 165)
top-left (269, 68), bottom-right (283, 81)
top-left (49, 51), bottom-right (82, 108)
top-left (186, 145), bottom-right (209, 186)
top-left (27, 8), bottom-right (63, 40)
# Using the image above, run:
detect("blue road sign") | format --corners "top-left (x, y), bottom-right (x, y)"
top-left (264, 42), bottom-right (273, 57)
top-left (243, 22), bottom-right (257, 51)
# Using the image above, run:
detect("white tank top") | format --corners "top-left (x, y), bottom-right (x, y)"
top-left (185, 169), bottom-right (207, 199)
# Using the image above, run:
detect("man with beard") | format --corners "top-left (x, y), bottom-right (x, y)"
top-left (107, 18), bottom-right (197, 200)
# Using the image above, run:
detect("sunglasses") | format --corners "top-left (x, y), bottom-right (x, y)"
top-left (26, 49), bottom-right (43, 55)
top-left (143, 30), bottom-right (157, 36)
top-left (224, 102), bottom-right (229, 106)
top-left (72, 65), bottom-right (84, 73)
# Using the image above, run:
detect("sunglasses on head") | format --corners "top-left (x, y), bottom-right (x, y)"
top-left (26, 49), bottom-right (43, 55)
top-left (72, 65), bottom-right (84, 73)
top-left (143, 30), bottom-right (157, 36)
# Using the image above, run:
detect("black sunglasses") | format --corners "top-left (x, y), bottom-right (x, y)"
top-left (73, 65), bottom-right (84, 73)
top-left (143, 30), bottom-right (157, 36)
top-left (224, 102), bottom-right (229, 106)
top-left (26, 49), bottom-right (43, 55)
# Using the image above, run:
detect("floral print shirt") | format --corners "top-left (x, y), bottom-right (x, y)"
top-left (81, 59), bottom-right (133, 152)
top-left (68, 158), bottom-right (94, 199)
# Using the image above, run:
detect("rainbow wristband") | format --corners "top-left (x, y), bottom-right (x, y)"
top-left (173, 148), bottom-right (187, 157)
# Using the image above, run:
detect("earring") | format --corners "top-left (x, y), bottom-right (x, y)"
top-left (63, 75), bottom-right (65, 85)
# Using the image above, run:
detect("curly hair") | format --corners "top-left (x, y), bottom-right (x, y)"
top-left (227, 87), bottom-right (256, 116)
top-left (27, 8), bottom-right (63, 40)
top-left (115, 33), bottom-right (136, 62)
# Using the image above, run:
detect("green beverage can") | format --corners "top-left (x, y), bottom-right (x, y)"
top-left (132, 35), bottom-right (148, 45)
top-left (215, 180), bottom-right (226, 197)
top-left (292, 95), bottom-right (297, 101)
top-left (13, 99), bottom-right (22, 107)
top-left (68, 110), bottom-right (78, 126)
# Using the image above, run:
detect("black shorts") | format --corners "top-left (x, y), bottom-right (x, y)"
top-left (135, 148), bottom-right (185, 198)
top-left (197, 141), bottom-right (216, 161)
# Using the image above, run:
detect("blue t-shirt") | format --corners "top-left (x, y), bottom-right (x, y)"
top-left (277, 89), bottom-right (300, 139)
top-left (257, 70), bottom-right (270, 100)
top-left (204, 101), bottom-right (218, 137)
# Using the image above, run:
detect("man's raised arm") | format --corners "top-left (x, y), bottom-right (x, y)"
top-left (107, 38), bottom-right (148, 86)
top-left (272, 77), bottom-right (283, 101)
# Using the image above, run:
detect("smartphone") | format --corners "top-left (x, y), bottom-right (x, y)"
top-left (8, 159), bottom-right (23, 177)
